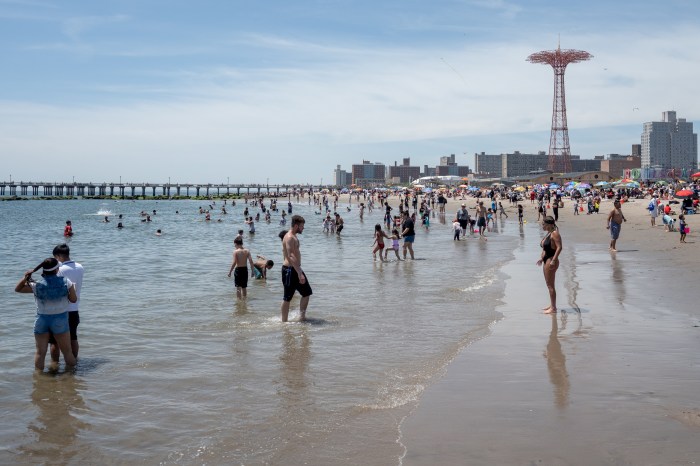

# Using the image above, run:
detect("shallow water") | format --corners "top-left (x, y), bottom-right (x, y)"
top-left (1, 197), bottom-right (518, 464)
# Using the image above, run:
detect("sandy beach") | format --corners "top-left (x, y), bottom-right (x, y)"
top-left (392, 193), bottom-right (700, 465)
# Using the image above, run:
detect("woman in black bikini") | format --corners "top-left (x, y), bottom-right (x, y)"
top-left (536, 216), bottom-right (562, 314)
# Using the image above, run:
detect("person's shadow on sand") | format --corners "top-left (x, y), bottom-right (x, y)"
top-left (544, 314), bottom-right (570, 409)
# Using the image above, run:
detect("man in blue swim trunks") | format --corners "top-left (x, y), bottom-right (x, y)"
top-left (606, 200), bottom-right (626, 252)
top-left (280, 215), bottom-right (312, 322)
top-left (401, 210), bottom-right (415, 260)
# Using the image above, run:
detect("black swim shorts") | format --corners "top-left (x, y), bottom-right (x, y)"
top-left (48, 310), bottom-right (80, 343)
top-left (234, 267), bottom-right (249, 288)
top-left (281, 265), bottom-right (313, 302)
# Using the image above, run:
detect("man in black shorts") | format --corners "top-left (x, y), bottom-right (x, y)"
top-left (280, 215), bottom-right (312, 322)
top-left (49, 243), bottom-right (84, 363)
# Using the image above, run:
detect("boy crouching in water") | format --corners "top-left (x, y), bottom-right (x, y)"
top-left (228, 237), bottom-right (255, 299)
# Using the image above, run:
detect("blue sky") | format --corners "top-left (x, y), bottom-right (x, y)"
top-left (1, 0), bottom-right (699, 184)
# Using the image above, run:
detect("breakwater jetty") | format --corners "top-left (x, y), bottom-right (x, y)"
top-left (0, 181), bottom-right (321, 198)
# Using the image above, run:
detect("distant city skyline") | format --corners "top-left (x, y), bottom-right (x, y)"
top-left (1, 0), bottom-right (699, 184)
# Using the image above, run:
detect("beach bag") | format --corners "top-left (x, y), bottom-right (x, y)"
top-left (648, 201), bottom-right (655, 211)
top-left (579, 206), bottom-right (584, 212)
top-left (558, 201), bottom-right (564, 208)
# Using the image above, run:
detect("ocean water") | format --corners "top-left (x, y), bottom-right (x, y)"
top-left (0, 197), bottom-right (518, 465)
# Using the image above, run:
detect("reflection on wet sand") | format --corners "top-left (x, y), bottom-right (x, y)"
top-left (564, 243), bottom-right (581, 312)
top-left (279, 326), bottom-right (311, 406)
top-left (610, 254), bottom-right (626, 305)
top-left (18, 372), bottom-right (88, 463)
top-left (544, 315), bottom-right (570, 409)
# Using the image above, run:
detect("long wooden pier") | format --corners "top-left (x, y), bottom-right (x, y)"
top-left (0, 182), bottom-right (322, 198)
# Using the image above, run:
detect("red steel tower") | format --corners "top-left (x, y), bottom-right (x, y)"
top-left (528, 45), bottom-right (592, 173)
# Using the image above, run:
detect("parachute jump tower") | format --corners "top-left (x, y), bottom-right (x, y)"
top-left (527, 45), bottom-right (592, 173)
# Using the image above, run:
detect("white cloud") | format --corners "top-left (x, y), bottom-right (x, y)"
top-left (2, 26), bottom-right (699, 182)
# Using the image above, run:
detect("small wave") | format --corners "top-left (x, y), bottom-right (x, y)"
top-left (462, 269), bottom-right (498, 292)
top-left (360, 378), bottom-right (426, 411)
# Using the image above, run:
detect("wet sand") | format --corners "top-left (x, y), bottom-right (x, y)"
top-left (397, 195), bottom-right (700, 465)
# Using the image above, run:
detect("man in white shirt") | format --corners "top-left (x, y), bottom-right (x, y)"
top-left (49, 243), bottom-right (85, 363)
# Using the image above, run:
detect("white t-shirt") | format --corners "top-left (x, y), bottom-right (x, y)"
top-left (58, 260), bottom-right (84, 312)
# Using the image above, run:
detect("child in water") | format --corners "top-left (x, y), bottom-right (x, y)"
top-left (384, 229), bottom-right (403, 261)
top-left (371, 224), bottom-right (389, 261)
top-left (453, 219), bottom-right (461, 240)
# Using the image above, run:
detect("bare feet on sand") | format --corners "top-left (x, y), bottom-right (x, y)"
top-left (542, 307), bottom-right (557, 314)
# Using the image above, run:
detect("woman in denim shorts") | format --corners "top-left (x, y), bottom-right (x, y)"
top-left (15, 258), bottom-right (77, 371)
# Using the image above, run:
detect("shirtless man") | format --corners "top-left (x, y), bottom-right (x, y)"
top-left (280, 215), bottom-right (312, 322)
top-left (227, 237), bottom-right (255, 299)
top-left (475, 201), bottom-right (487, 237)
top-left (606, 200), bottom-right (627, 252)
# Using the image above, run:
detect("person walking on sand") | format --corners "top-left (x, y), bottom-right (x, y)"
top-left (15, 258), bottom-right (78, 370)
top-left (606, 200), bottom-right (626, 252)
top-left (679, 214), bottom-right (688, 243)
top-left (280, 215), bottom-right (312, 322)
top-left (400, 210), bottom-right (416, 260)
top-left (498, 201), bottom-right (508, 219)
top-left (648, 194), bottom-right (659, 226)
top-left (48, 244), bottom-right (84, 364)
top-left (228, 237), bottom-right (255, 299)
top-left (537, 216), bottom-right (562, 314)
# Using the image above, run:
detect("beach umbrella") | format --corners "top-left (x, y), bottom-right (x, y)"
top-left (459, 184), bottom-right (468, 188)
top-left (578, 183), bottom-right (592, 189)
top-left (423, 187), bottom-right (433, 193)
top-left (595, 181), bottom-right (609, 187)
top-left (619, 181), bottom-right (640, 189)
top-left (655, 180), bottom-right (668, 186)
top-left (675, 189), bottom-right (694, 198)
top-left (691, 172), bottom-right (700, 178)
top-left (514, 186), bottom-right (526, 192)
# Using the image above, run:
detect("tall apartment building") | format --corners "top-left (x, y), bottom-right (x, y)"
top-left (351, 160), bottom-right (386, 187)
top-left (570, 155), bottom-right (601, 173)
top-left (333, 165), bottom-right (352, 186)
top-left (474, 152), bottom-right (502, 177)
top-left (641, 111), bottom-right (698, 170)
top-left (435, 153), bottom-right (470, 177)
top-left (631, 144), bottom-right (641, 158)
top-left (387, 158), bottom-right (421, 184)
top-left (501, 151), bottom-right (549, 177)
